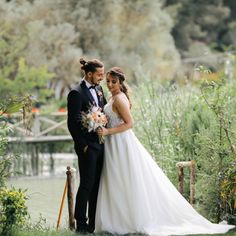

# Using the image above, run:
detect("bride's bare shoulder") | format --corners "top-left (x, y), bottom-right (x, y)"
top-left (113, 93), bottom-right (129, 107)
top-left (107, 96), bottom-right (112, 102)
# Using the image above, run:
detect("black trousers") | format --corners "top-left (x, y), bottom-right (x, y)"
top-left (74, 145), bottom-right (104, 230)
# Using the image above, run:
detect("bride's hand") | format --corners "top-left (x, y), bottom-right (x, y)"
top-left (97, 127), bottom-right (109, 136)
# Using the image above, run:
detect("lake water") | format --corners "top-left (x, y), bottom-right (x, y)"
top-left (8, 176), bottom-right (79, 229)
top-left (7, 154), bottom-right (79, 230)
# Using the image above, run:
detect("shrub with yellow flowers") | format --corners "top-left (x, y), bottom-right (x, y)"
top-left (0, 187), bottom-right (28, 235)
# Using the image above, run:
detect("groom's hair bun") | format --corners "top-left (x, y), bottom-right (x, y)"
top-left (80, 58), bottom-right (87, 66)
top-left (79, 57), bottom-right (104, 73)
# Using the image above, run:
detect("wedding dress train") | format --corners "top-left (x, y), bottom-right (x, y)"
top-left (95, 100), bottom-right (234, 235)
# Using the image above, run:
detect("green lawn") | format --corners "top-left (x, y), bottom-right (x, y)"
top-left (15, 228), bottom-right (236, 236)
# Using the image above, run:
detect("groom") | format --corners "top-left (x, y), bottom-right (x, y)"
top-left (67, 58), bottom-right (106, 233)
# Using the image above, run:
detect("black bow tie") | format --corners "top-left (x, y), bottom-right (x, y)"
top-left (89, 85), bottom-right (96, 90)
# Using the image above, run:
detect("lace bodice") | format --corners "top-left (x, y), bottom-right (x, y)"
top-left (104, 100), bottom-right (124, 128)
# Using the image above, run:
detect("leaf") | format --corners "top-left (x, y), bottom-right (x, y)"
top-left (0, 116), bottom-right (9, 123)
top-left (4, 101), bottom-right (23, 114)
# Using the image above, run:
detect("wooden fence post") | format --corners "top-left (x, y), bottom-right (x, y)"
top-left (178, 166), bottom-right (184, 195)
top-left (66, 166), bottom-right (75, 230)
top-left (176, 161), bottom-right (196, 205)
top-left (189, 160), bottom-right (196, 205)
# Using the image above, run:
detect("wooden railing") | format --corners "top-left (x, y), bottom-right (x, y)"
top-left (6, 111), bottom-right (72, 143)
top-left (4, 111), bottom-right (73, 176)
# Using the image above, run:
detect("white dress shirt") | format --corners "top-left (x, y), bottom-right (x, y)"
top-left (84, 79), bottom-right (99, 106)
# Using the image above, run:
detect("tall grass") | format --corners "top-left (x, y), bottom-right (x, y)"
top-left (133, 80), bottom-right (199, 182)
top-left (132, 77), bottom-right (236, 224)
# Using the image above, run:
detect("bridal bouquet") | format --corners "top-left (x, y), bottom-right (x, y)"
top-left (81, 106), bottom-right (108, 143)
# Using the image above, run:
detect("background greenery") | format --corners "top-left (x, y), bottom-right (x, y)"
top-left (0, 0), bottom-right (235, 234)
top-left (1, 0), bottom-right (236, 100)
top-left (133, 72), bottom-right (236, 224)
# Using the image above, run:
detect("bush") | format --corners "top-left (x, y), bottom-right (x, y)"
top-left (0, 97), bottom-right (32, 234)
top-left (133, 73), bottom-right (236, 224)
top-left (0, 187), bottom-right (28, 235)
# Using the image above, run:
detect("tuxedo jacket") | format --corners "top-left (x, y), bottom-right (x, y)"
top-left (67, 80), bottom-right (107, 152)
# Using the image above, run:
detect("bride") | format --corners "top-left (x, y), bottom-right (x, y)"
top-left (95, 67), bottom-right (234, 235)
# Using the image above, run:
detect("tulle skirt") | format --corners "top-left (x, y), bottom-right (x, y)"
top-left (95, 130), bottom-right (234, 235)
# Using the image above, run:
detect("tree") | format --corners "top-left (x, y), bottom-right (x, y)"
top-left (221, 0), bottom-right (236, 49)
top-left (3, 0), bottom-right (180, 82)
top-left (0, 22), bottom-right (54, 102)
top-left (165, 0), bottom-right (233, 56)
top-left (0, 0), bottom-right (83, 99)
top-left (70, 0), bottom-right (180, 79)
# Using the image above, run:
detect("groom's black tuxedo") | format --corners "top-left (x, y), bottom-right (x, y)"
top-left (67, 80), bottom-right (106, 232)
top-left (67, 80), bottom-right (106, 152)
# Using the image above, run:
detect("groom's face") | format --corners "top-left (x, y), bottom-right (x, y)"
top-left (90, 67), bottom-right (104, 85)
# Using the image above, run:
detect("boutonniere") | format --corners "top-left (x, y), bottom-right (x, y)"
top-left (97, 91), bottom-right (103, 97)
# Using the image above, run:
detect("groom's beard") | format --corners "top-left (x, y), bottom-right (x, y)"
top-left (92, 76), bottom-right (103, 86)
top-left (95, 80), bottom-right (102, 86)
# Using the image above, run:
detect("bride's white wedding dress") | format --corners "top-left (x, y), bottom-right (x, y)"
top-left (95, 100), bottom-right (234, 235)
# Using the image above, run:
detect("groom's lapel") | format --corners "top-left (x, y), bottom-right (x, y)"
top-left (95, 86), bottom-right (104, 107)
top-left (80, 80), bottom-right (96, 106)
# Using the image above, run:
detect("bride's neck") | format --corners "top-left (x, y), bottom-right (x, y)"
top-left (112, 91), bottom-right (122, 97)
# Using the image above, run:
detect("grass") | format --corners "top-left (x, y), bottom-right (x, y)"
top-left (14, 228), bottom-right (236, 236)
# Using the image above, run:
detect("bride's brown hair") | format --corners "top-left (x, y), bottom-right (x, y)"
top-left (106, 67), bottom-right (132, 108)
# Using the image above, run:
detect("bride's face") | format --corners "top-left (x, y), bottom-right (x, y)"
top-left (106, 74), bottom-right (120, 94)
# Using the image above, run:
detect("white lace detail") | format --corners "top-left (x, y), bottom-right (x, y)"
top-left (104, 100), bottom-right (124, 128)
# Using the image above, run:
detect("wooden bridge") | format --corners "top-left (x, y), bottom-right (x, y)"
top-left (7, 111), bottom-right (72, 143)
top-left (6, 111), bottom-right (74, 176)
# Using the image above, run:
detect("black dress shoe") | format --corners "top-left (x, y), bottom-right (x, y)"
top-left (76, 223), bottom-right (89, 234)
top-left (88, 225), bottom-right (95, 234)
